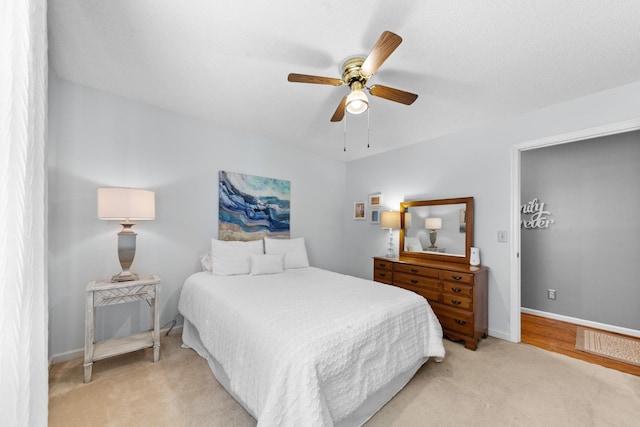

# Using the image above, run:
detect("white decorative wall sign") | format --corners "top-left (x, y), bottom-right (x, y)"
top-left (521, 198), bottom-right (554, 229)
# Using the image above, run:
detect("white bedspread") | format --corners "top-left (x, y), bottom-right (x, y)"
top-left (178, 267), bottom-right (444, 426)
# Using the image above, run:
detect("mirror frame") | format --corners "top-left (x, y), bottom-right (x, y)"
top-left (399, 197), bottom-right (474, 265)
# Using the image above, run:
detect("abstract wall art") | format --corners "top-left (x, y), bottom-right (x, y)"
top-left (218, 171), bottom-right (290, 241)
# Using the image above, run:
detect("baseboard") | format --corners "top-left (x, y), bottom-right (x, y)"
top-left (521, 308), bottom-right (640, 338)
top-left (487, 328), bottom-right (511, 341)
top-left (51, 348), bottom-right (84, 364)
top-left (50, 325), bottom-right (183, 365)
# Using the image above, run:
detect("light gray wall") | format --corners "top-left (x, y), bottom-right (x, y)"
top-left (521, 131), bottom-right (640, 329)
top-left (344, 81), bottom-right (640, 340)
top-left (48, 73), bottom-right (640, 357)
top-left (48, 74), bottom-right (346, 358)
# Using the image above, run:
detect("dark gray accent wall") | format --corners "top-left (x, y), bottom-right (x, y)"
top-left (521, 130), bottom-right (640, 330)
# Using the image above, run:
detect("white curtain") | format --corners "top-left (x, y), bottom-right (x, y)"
top-left (0, 0), bottom-right (49, 425)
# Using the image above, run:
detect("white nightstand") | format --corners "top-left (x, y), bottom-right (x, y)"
top-left (84, 275), bottom-right (161, 383)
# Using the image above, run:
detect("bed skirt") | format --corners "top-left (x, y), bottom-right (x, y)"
top-left (182, 318), bottom-right (428, 426)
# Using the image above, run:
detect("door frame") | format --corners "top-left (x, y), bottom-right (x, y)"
top-left (509, 118), bottom-right (640, 342)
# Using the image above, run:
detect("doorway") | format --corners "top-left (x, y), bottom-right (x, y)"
top-left (509, 118), bottom-right (640, 343)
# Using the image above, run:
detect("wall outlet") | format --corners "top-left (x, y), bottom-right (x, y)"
top-left (547, 289), bottom-right (557, 300)
top-left (497, 230), bottom-right (508, 243)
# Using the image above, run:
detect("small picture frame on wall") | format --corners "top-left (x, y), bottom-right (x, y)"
top-left (370, 208), bottom-right (380, 224)
top-left (368, 192), bottom-right (382, 208)
top-left (354, 201), bottom-right (366, 220)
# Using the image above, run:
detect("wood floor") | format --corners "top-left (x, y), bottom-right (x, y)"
top-left (521, 312), bottom-right (640, 376)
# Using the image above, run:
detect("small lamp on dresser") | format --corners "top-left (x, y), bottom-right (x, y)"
top-left (380, 211), bottom-right (401, 258)
top-left (98, 187), bottom-right (155, 282)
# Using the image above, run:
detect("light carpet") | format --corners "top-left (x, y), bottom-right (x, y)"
top-left (49, 332), bottom-right (640, 427)
top-left (576, 326), bottom-right (640, 367)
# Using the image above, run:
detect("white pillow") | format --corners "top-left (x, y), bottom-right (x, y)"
top-left (264, 237), bottom-right (310, 269)
top-left (211, 239), bottom-right (264, 275)
top-left (405, 236), bottom-right (422, 251)
top-left (408, 243), bottom-right (423, 252)
top-left (250, 253), bottom-right (284, 275)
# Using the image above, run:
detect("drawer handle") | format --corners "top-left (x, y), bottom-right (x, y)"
top-left (451, 300), bottom-right (461, 305)
top-left (452, 275), bottom-right (462, 281)
top-left (455, 319), bottom-right (466, 325)
top-left (451, 287), bottom-right (462, 293)
top-left (379, 263), bottom-right (387, 267)
top-left (410, 279), bottom-right (418, 284)
top-left (410, 268), bottom-right (419, 273)
top-left (379, 273), bottom-right (386, 277)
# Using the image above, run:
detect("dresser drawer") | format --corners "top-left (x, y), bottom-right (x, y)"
top-left (374, 259), bottom-right (393, 271)
top-left (394, 272), bottom-right (440, 291)
top-left (441, 294), bottom-right (472, 310)
top-left (394, 263), bottom-right (439, 278)
top-left (374, 268), bottom-right (393, 284)
top-left (435, 307), bottom-right (474, 336)
top-left (440, 271), bottom-right (472, 284)
top-left (442, 281), bottom-right (473, 298)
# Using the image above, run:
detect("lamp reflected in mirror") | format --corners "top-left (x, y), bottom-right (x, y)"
top-left (425, 217), bottom-right (442, 249)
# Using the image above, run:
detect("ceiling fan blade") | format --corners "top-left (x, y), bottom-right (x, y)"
top-left (369, 84), bottom-right (418, 105)
top-left (330, 96), bottom-right (347, 122)
top-left (288, 73), bottom-right (343, 86)
top-left (360, 31), bottom-right (403, 77)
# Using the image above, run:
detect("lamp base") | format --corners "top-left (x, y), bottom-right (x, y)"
top-left (112, 223), bottom-right (139, 282)
top-left (429, 229), bottom-right (438, 248)
top-left (386, 228), bottom-right (395, 258)
top-left (111, 271), bottom-right (139, 282)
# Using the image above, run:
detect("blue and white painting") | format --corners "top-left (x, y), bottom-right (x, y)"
top-left (218, 171), bottom-right (290, 241)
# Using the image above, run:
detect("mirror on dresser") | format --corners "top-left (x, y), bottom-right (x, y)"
top-left (400, 197), bottom-right (474, 264)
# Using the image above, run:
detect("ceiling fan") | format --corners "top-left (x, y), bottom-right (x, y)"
top-left (287, 31), bottom-right (418, 122)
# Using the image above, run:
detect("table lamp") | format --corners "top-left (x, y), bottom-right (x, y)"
top-left (380, 211), bottom-right (401, 258)
top-left (98, 188), bottom-right (155, 282)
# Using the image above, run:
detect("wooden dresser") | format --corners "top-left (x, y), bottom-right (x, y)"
top-left (373, 256), bottom-right (488, 350)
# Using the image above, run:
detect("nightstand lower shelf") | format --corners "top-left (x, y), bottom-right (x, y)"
top-left (92, 330), bottom-right (156, 362)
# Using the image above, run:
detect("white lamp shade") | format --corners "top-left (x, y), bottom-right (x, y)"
top-left (98, 188), bottom-right (155, 220)
top-left (346, 90), bottom-right (369, 114)
top-left (380, 211), bottom-right (401, 229)
top-left (425, 217), bottom-right (442, 230)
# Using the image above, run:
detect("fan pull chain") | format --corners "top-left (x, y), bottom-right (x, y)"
top-left (343, 112), bottom-right (347, 152)
top-left (367, 108), bottom-right (370, 148)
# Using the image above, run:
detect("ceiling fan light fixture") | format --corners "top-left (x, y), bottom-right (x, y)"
top-left (287, 32), bottom-right (417, 123)
top-left (346, 89), bottom-right (369, 115)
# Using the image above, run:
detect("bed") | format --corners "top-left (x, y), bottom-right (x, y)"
top-left (178, 238), bottom-right (445, 426)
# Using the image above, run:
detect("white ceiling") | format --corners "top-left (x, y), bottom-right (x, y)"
top-left (48, 1), bottom-right (640, 162)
